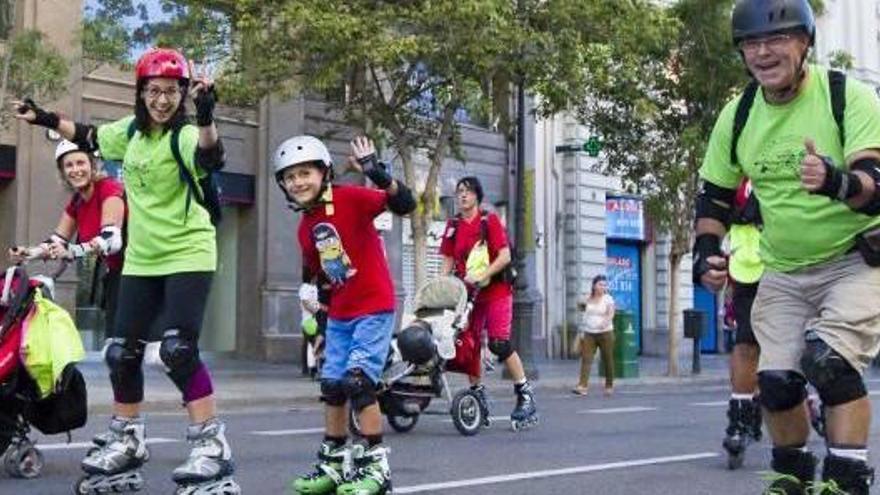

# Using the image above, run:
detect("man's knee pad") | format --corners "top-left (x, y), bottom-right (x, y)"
top-left (342, 368), bottom-right (377, 413)
top-left (800, 337), bottom-right (867, 407)
top-left (320, 379), bottom-right (347, 407)
top-left (488, 339), bottom-right (514, 362)
top-left (159, 328), bottom-right (202, 393)
top-left (104, 338), bottom-right (144, 403)
top-left (758, 370), bottom-right (807, 412)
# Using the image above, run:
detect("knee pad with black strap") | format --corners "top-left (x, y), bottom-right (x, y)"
top-left (342, 368), bottom-right (377, 413)
top-left (488, 338), bottom-right (514, 362)
top-left (104, 338), bottom-right (145, 403)
top-left (758, 370), bottom-right (807, 412)
top-left (320, 379), bottom-right (347, 407)
top-left (159, 328), bottom-right (202, 393)
top-left (801, 335), bottom-right (867, 407)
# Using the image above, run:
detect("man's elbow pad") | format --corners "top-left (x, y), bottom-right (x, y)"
top-left (73, 123), bottom-right (99, 151)
top-left (97, 225), bottom-right (123, 255)
top-left (388, 182), bottom-right (416, 215)
top-left (850, 157), bottom-right (880, 216)
top-left (195, 140), bottom-right (226, 172)
top-left (695, 181), bottom-right (736, 226)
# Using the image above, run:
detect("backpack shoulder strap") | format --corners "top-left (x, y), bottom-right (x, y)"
top-left (170, 126), bottom-right (202, 222)
top-left (828, 69), bottom-right (847, 148)
top-left (730, 80), bottom-right (760, 167)
top-left (479, 212), bottom-right (489, 243)
top-left (126, 120), bottom-right (136, 141)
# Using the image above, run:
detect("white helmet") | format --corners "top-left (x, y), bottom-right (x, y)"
top-left (272, 135), bottom-right (333, 178)
top-left (55, 139), bottom-right (83, 163)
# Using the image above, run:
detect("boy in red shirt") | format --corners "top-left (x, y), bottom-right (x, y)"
top-left (439, 176), bottom-right (538, 431)
top-left (274, 135), bottom-right (414, 495)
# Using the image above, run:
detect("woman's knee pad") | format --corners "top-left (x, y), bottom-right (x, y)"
top-left (104, 338), bottom-right (145, 403)
top-left (801, 337), bottom-right (866, 407)
top-left (159, 328), bottom-right (202, 393)
top-left (343, 368), bottom-right (377, 413)
top-left (758, 370), bottom-right (807, 412)
top-left (488, 339), bottom-right (514, 362)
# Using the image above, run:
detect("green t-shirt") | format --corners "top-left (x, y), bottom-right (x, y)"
top-left (700, 66), bottom-right (880, 272)
top-left (97, 116), bottom-right (216, 276)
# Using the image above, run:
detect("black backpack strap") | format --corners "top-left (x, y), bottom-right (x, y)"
top-left (170, 126), bottom-right (202, 223)
top-left (480, 212), bottom-right (489, 243)
top-left (126, 120), bottom-right (136, 141)
top-left (828, 69), bottom-right (846, 148)
top-left (730, 80), bottom-right (760, 167)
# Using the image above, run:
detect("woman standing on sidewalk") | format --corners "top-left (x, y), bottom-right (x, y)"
top-left (12, 47), bottom-right (238, 495)
top-left (572, 275), bottom-right (616, 397)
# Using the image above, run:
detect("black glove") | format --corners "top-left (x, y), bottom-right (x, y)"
top-left (18, 98), bottom-right (60, 129)
top-left (692, 233), bottom-right (722, 287)
top-left (193, 86), bottom-right (218, 126)
top-left (356, 153), bottom-right (393, 189)
top-left (812, 155), bottom-right (862, 201)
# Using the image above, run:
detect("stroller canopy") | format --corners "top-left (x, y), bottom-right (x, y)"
top-left (413, 276), bottom-right (468, 317)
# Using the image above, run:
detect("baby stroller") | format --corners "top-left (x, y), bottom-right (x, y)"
top-left (0, 258), bottom-right (87, 479)
top-left (349, 276), bottom-right (488, 437)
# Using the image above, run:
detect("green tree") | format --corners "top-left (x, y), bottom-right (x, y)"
top-left (200, 0), bottom-right (676, 292)
top-left (575, 0), bottom-right (748, 375)
top-left (0, 0), bottom-right (68, 130)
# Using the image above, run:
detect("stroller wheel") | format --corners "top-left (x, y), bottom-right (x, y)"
top-left (451, 390), bottom-right (483, 437)
top-left (4, 443), bottom-right (43, 479)
top-left (387, 414), bottom-right (419, 433)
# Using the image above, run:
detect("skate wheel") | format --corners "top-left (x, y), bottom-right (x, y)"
top-left (451, 390), bottom-right (482, 436)
top-left (74, 476), bottom-right (91, 495)
top-left (5, 445), bottom-right (43, 478)
top-left (387, 414), bottom-right (419, 433)
top-left (727, 450), bottom-right (745, 470)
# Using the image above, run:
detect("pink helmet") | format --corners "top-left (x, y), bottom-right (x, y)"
top-left (135, 48), bottom-right (189, 82)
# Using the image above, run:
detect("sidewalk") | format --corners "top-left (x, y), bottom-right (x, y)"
top-left (78, 352), bottom-right (733, 414)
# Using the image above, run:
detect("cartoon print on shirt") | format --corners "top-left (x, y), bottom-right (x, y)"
top-left (313, 222), bottom-right (357, 285)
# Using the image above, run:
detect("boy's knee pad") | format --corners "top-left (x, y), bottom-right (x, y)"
top-left (488, 339), bottom-right (514, 362)
top-left (343, 368), bottom-right (377, 413)
top-left (758, 370), bottom-right (807, 412)
top-left (104, 338), bottom-right (145, 403)
top-left (159, 328), bottom-right (202, 393)
top-left (801, 337), bottom-right (867, 407)
top-left (320, 379), bottom-right (347, 406)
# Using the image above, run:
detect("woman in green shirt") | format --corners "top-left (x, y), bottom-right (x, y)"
top-left (13, 47), bottom-right (237, 495)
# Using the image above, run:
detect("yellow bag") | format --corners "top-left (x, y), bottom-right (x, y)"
top-left (466, 241), bottom-right (491, 287)
top-left (21, 290), bottom-right (86, 398)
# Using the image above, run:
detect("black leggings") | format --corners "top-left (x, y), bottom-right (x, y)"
top-left (101, 269), bottom-right (121, 339)
top-left (110, 272), bottom-right (213, 403)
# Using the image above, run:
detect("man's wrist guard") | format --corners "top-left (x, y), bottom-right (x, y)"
top-left (692, 233), bottom-right (722, 286)
top-left (357, 154), bottom-right (393, 189)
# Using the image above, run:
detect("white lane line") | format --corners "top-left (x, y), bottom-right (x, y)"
top-left (690, 401), bottom-right (729, 407)
top-left (39, 437), bottom-right (177, 451)
top-left (251, 428), bottom-right (326, 436)
top-left (577, 406), bottom-right (657, 415)
top-left (395, 452), bottom-right (718, 493)
top-left (441, 415), bottom-right (509, 424)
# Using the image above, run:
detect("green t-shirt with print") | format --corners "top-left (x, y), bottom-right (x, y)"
top-left (97, 116), bottom-right (216, 276)
top-left (700, 65), bottom-right (880, 272)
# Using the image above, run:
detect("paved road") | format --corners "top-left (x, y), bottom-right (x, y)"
top-left (4, 380), bottom-right (880, 494)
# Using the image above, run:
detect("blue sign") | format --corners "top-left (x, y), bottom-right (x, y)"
top-left (606, 196), bottom-right (645, 241)
top-left (606, 242), bottom-right (642, 352)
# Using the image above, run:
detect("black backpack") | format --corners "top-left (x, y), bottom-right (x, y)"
top-left (730, 69), bottom-right (847, 167)
top-left (24, 363), bottom-right (87, 435)
top-left (126, 121), bottom-right (223, 225)
top-left (450, 211), bottom-right (518, 285)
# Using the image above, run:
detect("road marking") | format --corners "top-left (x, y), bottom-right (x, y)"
top-left (868, 390), bottom-right (880, 396)
top-left (441, 416), bottom-right (509, 423)
top-left (690, 401), bottom-right (729, 407)
top-left (395, 452), bottom-right (719, 493)
top-left (578, 406), bottom-right (657, 415)
top-left (39, 437), bottom-right (177, 451)
top-left (251, 428), bottom-right (326, 436)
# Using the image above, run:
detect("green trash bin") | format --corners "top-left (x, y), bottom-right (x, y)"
top-left (599, 310), bottom-right (639, 378)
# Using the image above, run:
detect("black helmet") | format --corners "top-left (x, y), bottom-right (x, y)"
top-left (732, 0), bottom-right (815, 46)
top-left (396, 321), bottom-right (435, 365)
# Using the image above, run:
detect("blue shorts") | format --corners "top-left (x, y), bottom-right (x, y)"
top-left (321, 312), bottom-right (394, 384)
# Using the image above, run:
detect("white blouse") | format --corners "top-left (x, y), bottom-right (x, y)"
top-left (579, 294), bottom-right (614, 334)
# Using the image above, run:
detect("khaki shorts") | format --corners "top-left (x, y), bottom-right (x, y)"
top-left (752, 252), bottom-right (880, 374)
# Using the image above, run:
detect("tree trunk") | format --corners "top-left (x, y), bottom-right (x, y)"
top-left (667, 251), bottom-right (682, 376)
top-left (0, 1), bottom-right (15, 118)
top-left (411, 210), bottom-right (429, 292)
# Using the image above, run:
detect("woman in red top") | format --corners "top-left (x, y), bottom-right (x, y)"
top-left (439, 176), bottom-right (538, 431)
top-left (9, 140), bottom-right (126, 334)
